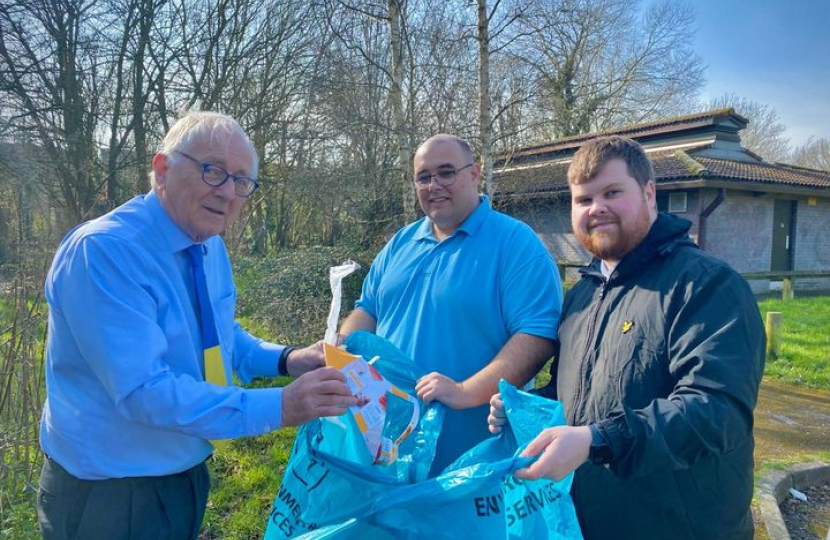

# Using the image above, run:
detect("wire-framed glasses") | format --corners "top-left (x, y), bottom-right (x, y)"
top-left (173, 150), bottom-right (259, 198)
top-left (413, 163), bottom-right (473, 189)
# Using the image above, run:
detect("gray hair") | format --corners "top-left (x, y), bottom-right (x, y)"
top-left (152, 111), bottom-right (258, 187)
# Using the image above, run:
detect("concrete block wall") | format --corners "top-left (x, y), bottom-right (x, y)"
top-left (704, 191), bottom-right (773, 274)
top-left (503, 191), bottom-right (830, 292)
top-left (656, 188), bottom-right (702, 242)
top-left (792, 198), bottom-right (830, 292)
top-left (794, 198), bottom-right (830, 271)
top-left (506, 198), bottom-right (591, 264)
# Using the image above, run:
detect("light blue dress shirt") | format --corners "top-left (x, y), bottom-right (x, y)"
top-left (40, 191), bottom-right (287, 480)
top-left (356, 196), bottom-right (563, 473)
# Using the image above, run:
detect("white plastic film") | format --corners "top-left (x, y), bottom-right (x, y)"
top-left (325, 260), bottom-right (361, 345)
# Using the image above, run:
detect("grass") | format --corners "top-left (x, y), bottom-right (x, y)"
top-left (200, 294), bottom-right (830, 539)
top-left (758, 296), bottom-right (830, 389)
top-left (201, 424), bottom-right (297, 540)
top-left (3, 263), bottom-right (828, 539)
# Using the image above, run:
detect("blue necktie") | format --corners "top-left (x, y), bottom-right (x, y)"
top-left (186, 244), bottom-right (229, 449)
top-left (186, 244), bottom-right (229, 386)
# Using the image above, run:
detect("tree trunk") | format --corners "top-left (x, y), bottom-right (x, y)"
top-left (388, 0), bottom-right (415, 223)
top-left (477, 0), bottom-right (493, 200)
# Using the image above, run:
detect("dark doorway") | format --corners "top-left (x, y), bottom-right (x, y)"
top-left (771, 200), bottom-right (795, 271)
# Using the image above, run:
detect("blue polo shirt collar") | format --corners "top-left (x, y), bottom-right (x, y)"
top-left (414, 195), bottom-right (492, 241)
top-left (145, 190), bottom-right (200, 253)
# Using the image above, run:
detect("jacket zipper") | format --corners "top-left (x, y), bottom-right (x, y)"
top-left (568, 279), bottom-right (607, 426)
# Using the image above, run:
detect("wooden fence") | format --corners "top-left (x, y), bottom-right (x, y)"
top-left (557, 262), bottom-right (830, 301)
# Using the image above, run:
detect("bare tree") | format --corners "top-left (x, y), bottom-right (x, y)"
top-left (477, 0), bottom-right (493, 197)
top-left (388, 0), bottom-right (416, 222)
top-left (406, 0), bottom-right (476, 139)
top-left (791, 137), bottom-right (830, 172)
top-left (0, 0), bottom-right (110, 228)
top-left (321, 0), bottom-right (418, 223)
top-left (98, 0), bottom-right (167, 207)
top-left (516, 0), bottom-right (704, 139)
top-left (474, 0), bottom-right (532, 198)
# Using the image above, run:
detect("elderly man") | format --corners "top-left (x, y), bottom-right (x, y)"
top-left (340, 134), bottom-right (562, 474)
top-left (37, 112), bottom-right (358, 540)
top-left (489, 136), bottom-right (764, 540)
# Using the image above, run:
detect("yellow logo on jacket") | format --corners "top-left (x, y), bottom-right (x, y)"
top-left (621, 320), bottom-right (634, 334)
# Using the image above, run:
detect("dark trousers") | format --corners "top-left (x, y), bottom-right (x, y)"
top-left (37, 455), bottom-right (210, 540)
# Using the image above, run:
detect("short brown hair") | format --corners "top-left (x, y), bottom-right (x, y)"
top-left (567, 136), bottom-right (654, 187)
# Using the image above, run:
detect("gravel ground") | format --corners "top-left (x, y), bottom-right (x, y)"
top-left (780, 483), bottom-right (830, 540)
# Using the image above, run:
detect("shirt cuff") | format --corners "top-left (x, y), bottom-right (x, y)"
top-left (241, 387), bottom-right (284, 434)
top-left (240, 342), bottom-right (288, 381)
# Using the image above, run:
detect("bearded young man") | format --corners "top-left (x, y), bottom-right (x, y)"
top-left (489, 136), bottom-right (765, 540)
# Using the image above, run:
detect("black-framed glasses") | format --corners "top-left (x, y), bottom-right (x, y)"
top-left (414, 163), bottom-right (473, 189)
top-left (173, 150), bottom-right (259, 198)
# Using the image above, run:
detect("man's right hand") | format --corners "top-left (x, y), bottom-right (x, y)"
top-left (281, 367), bottom-right (357, 427)
top-left (515, 425), bottom-right (592, 481)
top-left (487, 393), bottom-right (507, 434)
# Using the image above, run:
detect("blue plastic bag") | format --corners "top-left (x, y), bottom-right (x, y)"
top-left (264, 332), bottom-right (582, 540)
top-left (264, 332), bottom-right (444, 538)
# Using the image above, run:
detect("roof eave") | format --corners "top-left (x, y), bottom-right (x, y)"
top-left (496, 177), bottom-right (830, 202)
top-left (656, 178), bottom-right (830, 197)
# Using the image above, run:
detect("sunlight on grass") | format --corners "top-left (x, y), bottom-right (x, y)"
top-left (760, 296), bottom-right (830, 390)
top-left (5, 278), bottom-right (826, 539)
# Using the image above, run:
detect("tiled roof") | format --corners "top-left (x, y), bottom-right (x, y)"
top-left (494, 161), bottom-right (571, 196)
top-left (677, 157), bottom-right (830, 188)
top-left (493, 150), bottom-right (830, 197)
top-left (498, 108), bottom-right (746, 162)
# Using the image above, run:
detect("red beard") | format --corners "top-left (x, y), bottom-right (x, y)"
top-left (576, 208), bottom-right (653, 262)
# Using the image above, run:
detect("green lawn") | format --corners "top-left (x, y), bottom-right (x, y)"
top-left (758, 296), bottom-right (830, 389)
top-left (202, 295), bottom-right (830, 539)
top-left (3, 288), bottom-right (828, 540)
top-left (202, 422), bottom-right (297, 540)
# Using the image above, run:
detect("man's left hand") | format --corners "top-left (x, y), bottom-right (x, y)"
top-left (415, 372), bottom-right (472, 409)
top-left (286, 341), bottom-right (325, 377)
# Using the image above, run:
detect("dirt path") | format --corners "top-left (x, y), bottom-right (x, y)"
top-left (753, 378), bottom-right (830, 539)
top-left (755, 378), bottom-right (830, 463)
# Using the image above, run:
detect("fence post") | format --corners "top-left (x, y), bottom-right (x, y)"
top-left (782, 277), bottom-right (793, 301)
top-left (557, 262), bottom-right (566, 281)
top-left (765, 312), bottom-right (783, 360)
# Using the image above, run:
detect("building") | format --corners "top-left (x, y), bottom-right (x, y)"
top-left (494, 108), bottom-right (830, 292)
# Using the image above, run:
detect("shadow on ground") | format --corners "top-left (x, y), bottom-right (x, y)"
top-left (752, 378), bottom-right (830, 539)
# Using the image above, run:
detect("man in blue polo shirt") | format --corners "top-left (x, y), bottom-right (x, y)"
top-left (340, 134), bottom-right (562, 473)
top-left (37, 112), bottom-right (358, 540)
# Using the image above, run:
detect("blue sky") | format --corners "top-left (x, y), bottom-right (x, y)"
top-left (691, 0), bottom-right (829, 147)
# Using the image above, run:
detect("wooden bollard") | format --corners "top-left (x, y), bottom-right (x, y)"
top-left (782, 277), bottom-right (793, 301)
top-left (765, 312), bottom-right (782, 360)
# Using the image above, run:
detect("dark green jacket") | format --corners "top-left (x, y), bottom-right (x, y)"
top-left (539, 213), bottom-right (765, 540)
